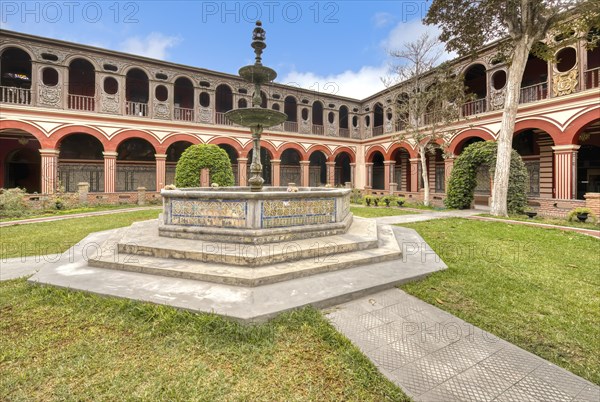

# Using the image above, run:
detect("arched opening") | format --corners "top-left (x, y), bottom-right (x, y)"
top-left (334, 152), bottom-right (351, 186)
top-left (512, 129), bottom-right (555, 198)
top-left (260, 91), bottom-right (268, 108)
top-left (371, 151), bottom-right (385, 190)
top-left (432, 147), bottom-right (445, 193)
top-left (308, 151), bottom-right (327, 186)
top-left (0, 47), bottom-right (32, 104)
top-left (174, 77), bottom-right (194, 121)
top-left (284, 96), bottom-right (298, 132)
top-left (215, 84), bottom-right (233, 125)
top-left (396, 93), bottom-right (409, 131)
top-left (520, 48), bottom-right (548, 104)
top-left (116, 138), bottom-right (156, 191)
top-left (454, 136), bottom-right (488, 205)
top-left (199, 91), bottom-right (210, 107)
top-left (68, 58), bottom-right (95, 111)
top-left (339, 105), bottom-right (349, 137)
top-left (463, 64), bottom-right (487, 116)
top-left (58, 133), bottom-right (104, 192)
top-left (373, 103), bottom-right (384, 136)
top-left (585, 27), bottom-right (600, 89)
top-left (280, 148), bottom-right (302, 185)
top-left (576, 119), bottom-right (600, 199)
top-left (126, 68), bottom-right (149, 116)
top-left (165, 141), bottom-right (193, 185)
top-left (556, 47), bottom-right (577, 73)
top-left (246, 148), bottom-right (272, 186)
top-left (0, 130), bottom-right (40, 192)
top-left (312, 101), bottom-right (323, 135)
top-left (391, 148), bottom-right (411, 192)
top-left (238, 98), bottom-right (248, 108)
top-left (217, 144), bottom-right (239, 185)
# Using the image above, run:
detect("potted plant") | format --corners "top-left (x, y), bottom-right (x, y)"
top-left (524, 208), bottom-right (537, 219)
top-left (567, 207), bottom-right (597, 223)
top-left (396, 197), bottom-right (406, 207)
top-left (372, 196), bottom-right (380, 207)
top-left (364, 195), bottom-right (373, 207)
top-left (381, 195), bottom-right (396, 207)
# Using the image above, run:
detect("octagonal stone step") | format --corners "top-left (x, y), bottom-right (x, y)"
top-left (115, 218), bottom-right (379, 267)
top-left (87, 222), bottom-right (402, 287)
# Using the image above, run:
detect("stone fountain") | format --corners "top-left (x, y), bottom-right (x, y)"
top-left (29, 22), bottom-right (446, 323)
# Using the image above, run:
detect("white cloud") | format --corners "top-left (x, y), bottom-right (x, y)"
top-left (279, 19), bottom-right (458, 100)
top-left (120, 32), bottom-right (181, 60)
top-left (381, 19), bottom-right (455, 61)
top-left (372, 12), bottom-right (395, 28)
top-left (281, 65), bottom-right (388, 99)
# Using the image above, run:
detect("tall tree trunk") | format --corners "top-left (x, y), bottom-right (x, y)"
top-left (419, 146), bottom-right (430, 206)
top-left (490, 38), bottom-right (533, 216)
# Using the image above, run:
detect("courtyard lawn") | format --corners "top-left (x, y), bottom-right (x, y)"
top-left (0, 210), bottom-right (160, 260)
top-left (350, 205), bottom-right (417, 218)
top-left (399, 218), bottom-right (600, 385)
top-left (0, 204), bottom-right (160, 222)
top-left (0, 279), bottom-right (407, 401)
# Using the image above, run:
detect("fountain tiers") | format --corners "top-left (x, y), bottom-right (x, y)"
top-left (159, 186), bottom-right (352, 244)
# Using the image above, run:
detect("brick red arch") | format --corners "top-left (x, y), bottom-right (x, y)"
top-left (162, 134), bottom-right (201, 151)
top-left (306, 144), bottom-right (333, 160)
top-left (277, 143), bottom-right (308, 160)
top-left (50, 125), bottom-right (109, 150)
top-left (108, 130), bottom-right (161, 153)
top-left (0, 120), bottom-right (50, 147)
top-left (563, 108), bottom-right (600, 145)
top-left (513, 119), bottom-right (563, 145)
top-left (242, 140), bottom-right (278, 159)
top-left (448, 129), bottom-right (495, 155)
top-left (332, 146), bottom-right (356, 163)
top-left (388, 142), bottom-right (417, 159)
top-left (207, 137), bottom-right (244, 155)
top-left (365, 145), bottom-right (387, 162)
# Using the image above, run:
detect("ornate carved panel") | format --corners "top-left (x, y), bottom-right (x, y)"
top-left (199, 107), bottom-right (213, 123)
top-left (154, 102), bottom-right (171, 119)
top-left (553, 69), bottom-right (578, 97)
top-left (489, 88), bottom-right (506, 110)
top-left (101, 93), bottom-right (120, 114)
top-left (327, 124), bottom-right (336, 136)
top-left (38, 84), bottom-right (62, 107)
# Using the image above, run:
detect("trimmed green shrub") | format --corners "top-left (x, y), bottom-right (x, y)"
top-left (174, 144), bottom-right (235, 188)
top-left (445, 141), bottom-right (528, 213)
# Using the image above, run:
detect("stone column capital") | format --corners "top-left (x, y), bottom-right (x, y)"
top-left (299, 161), bottom-right (310, 166)
top-left (39, 149), bottom-right (60, 156)
top-left (552, 144), bottom-right (580, 153)
top-left (103, 151), bottom-right (118, 158)
top-left (270, 159), bottom-right (281, 164)
top-left (154, 153), bottom-right (167, 159)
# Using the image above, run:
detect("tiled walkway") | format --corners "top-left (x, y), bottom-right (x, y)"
top-left (326, 288), bottom-right (600, 402)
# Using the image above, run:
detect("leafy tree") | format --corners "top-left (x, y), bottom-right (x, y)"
top-left (174, 144), bottom-right (235, 188)
top-left (385, 33), bottom-right (473, 206)
top-left (425, 0), bottom-right (599, 216)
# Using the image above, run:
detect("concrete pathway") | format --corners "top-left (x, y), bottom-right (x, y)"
top-left (374, 209), bottom-right (481, 225)
top-left (0, 206), bottom-right (161, 227)
top-left (326, 289), bottom-right (600, 402)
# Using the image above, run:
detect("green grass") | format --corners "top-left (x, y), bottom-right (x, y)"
top-left (0, 210), bottom-right (161, 260)
top-left (0, 204), bottom-right (160, 222)
top-left (0, 279), bottom-right (407, 401)
top-left (399, 218), bottom-right (600, 385)
top-left (477, 213), bottom-right (600, 230)
top-left (350, 206), bottom-right (417, 218)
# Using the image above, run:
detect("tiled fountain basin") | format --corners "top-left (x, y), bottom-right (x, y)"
top-left (160, 186), bottom-right (352, 244)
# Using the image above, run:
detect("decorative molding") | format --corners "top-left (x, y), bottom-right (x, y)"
top-left (553, 69), bottom-right (578, 97)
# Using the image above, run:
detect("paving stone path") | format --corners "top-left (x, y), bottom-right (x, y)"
top-left (326, 288), bottom-right (600, 401)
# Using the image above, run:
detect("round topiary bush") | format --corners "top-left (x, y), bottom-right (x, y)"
top-left (174, 144), bottom-right (235, 188)
top-left (445, 141), bottom-right (528, 213)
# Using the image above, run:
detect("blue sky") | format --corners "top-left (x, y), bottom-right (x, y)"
top-left (1, 1), bottom-right (447, 99)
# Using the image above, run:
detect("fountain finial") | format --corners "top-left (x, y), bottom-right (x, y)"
top-left (251, 21), bottom-right (266, 65)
